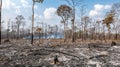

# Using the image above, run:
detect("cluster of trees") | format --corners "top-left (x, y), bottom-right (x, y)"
top-left (0, 0), bottom-right (120, 44)
top-left (1, 15), bottom-right (29, 39)
top-left (1, 16), bottom-right (62, 39)
top-left (57, 0), bottom-right (83, 42)
top-left (56, 1), bottom-right (120, 42)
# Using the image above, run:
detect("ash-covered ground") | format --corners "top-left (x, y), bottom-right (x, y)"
top-left (0, 39), bottom-right (120, 67)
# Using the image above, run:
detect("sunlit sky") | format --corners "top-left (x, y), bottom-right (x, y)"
top-left (1, 0), bottom-right (120, 29)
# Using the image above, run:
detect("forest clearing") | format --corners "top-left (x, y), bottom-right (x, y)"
top-left (0, 39), bottom-right (120, 67)
top-left (0, 0), bottom-right (120, 67)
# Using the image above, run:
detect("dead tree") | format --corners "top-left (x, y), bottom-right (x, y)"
top-left (64, 0), bottom-right (83, 42)
top-left (0, 0), bottom-right (2, 44)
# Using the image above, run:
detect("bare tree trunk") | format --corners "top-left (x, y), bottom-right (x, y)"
top-left (45, 24), bottom-right (47, 39)
top-left (17, 25), bottom-right (20, 39)
top-left (103, 25), bottom-right (105, 41)
top-left (7, 29), bottom-right (9, 40)
top-left (22, 25), bottom-right (25, 37)
top-left (31, 1), bottom-right (35, 44)
top-left (72, 7), bottom-right (75, 42)
top-left (64, 23), bottom-right (66, 42)
top-left (64, 0), bottom-right (82, 42)
top-left (108, 28), bottom-right (111, 40)
top-left (94, 26), bottom-right (96, 40)
top-left (0, 0), bottom-right (2, 44)
top-left (0, 6), bottom-right (1, 44)
top-left (98, 22), bottom-right (100, 40)
top-left (11, 22), bottom-right (14, 39)
top-left (83, 26), bottom-right (85, 41)
top-left (82, 25), bottom-right (84, 41)
top-left (42, 23), bottom-right (43, 43)
top-left (7, 19), bottom-right (10, 40)
top-left (115, 31), bottom-right (118, 40)
top-left (39, 31), bottom-right (41, 43)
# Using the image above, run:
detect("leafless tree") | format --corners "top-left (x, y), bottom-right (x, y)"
top-left (103, 11), bottom-right (115, 40)
top-left (82, 16), bottom-right (90, 40)
top-left (57, 4), bottom-right (72, 42)
top-left (79, 5), bottom-right (86, 41)
top-left (0, 0), bottom-right (2, 44)
top-left (111, 3), bottom-right (120, 40)
top-left (96, 21), bottom-right (101, 40)
top-left (64, 0), bottom-right (83, 42)
top-left (11, 21), bottom-right (17, 39)
top-left (6, 19), bottom-right (11, 40)
top-left (15, 15), bottom-right (25, 39)
top-left (31, 0), bottom-right (44, 44)
top-left (21, 20), bottom-right (26, 37)
top-left (36, 27), bottom-right (41, 43)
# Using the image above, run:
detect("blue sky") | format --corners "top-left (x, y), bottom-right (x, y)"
top-left (1, 0), bottom-right (120, 29)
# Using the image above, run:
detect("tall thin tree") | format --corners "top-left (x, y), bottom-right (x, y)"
top-left (82, 16), bottom-right (90, 40)
top-left (103, 11), bottom-right (115, 40)
top-left (0, 0), bottom-right (2, 44)
top-left (64, 0), bottom-right (82, 42)
top-left (57, 5), bottom-right (72, 42)
top-left (7, 19), bottom-right (11, 40)
top-left (31, 0), bottom-right (44, 44)
top-left (15, 15), bottom-right (24, 39)
top-left (111, 3), bottom-right (120, 40)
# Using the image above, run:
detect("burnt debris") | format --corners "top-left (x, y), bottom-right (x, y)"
top-left (111, 41), bottom-right (116, 46)
top-left (54, 55), bottom-right (59, 64)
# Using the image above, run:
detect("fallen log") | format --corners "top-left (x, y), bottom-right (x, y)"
top-left (89, 54), bottom-right (108, 59)
top-left (29, 48), bottom-right (81, 60)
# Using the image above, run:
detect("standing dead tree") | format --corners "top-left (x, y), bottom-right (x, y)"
top-left (82, 16), bottom-right (90, 40)
top-left (36, 27), bottom-right (41, 43)
top-left (79, 5), bottom-right (86, 41)
top-left (15, 15), bottom-right (25, 39)
top-left (111, 3), bottom-right (120, 40)
top-left (103, 11), bottom-right (115, 40)
top-left (7, 19), bottom-right (11, 40)
top-left (57, 4), bottom-right (72, 42)
top-left (64, 0), bottom-right (83, 42)
top-left (0, 0), bottom-right (2, 44)
top-left (31, 0), bottom-right (44, 44)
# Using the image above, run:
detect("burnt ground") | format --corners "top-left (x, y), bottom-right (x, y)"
top-left (0, 39), bottom-right (120, 67)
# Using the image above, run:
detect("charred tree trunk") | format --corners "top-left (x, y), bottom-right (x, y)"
top-left (31, 1), bottom-right (35, 44)
top-left (17, 25), bottom-right (20, 39)
top-left (108, 28), bottom-right (111, 40)
top-left (39, 31), bottom-right (41, 43)
top-left (0, 0), bottom-right (2, 44)
top-left (64, 23), bottom-right (66, 42)
top-left (115, 33), bottom-right (118, 40)
top-left (102, 25), bottom-right (105, 41)
top-left (72, 7), bottom-right (75, 42)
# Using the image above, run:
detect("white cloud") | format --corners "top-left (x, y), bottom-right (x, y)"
top-left (21, 0), bottom-right (31, 8)
top-left (89, 4), bottom-right (111, 17)
top-left (34, 14), bottom-right (42, 21)
top-left (33, 7), bottom-right (60, 25)
top-left (21, 0), bottom-right (38, 9)
top-left (89, 10), bottom-right (101, 17)
top-left (2, 0), bottom-right (21, 14)
top-left (15, 6), bottom-right (21, 14)
top-left (44, 8), bottom-right (57, 19)
top-left (2, 0), bottom-right (16, 9)
top-left (104, 5), bottom-right (111, 9)
top-left (34, 5), bottom-right (38, 9)
top-left (35, 14), bottom-right (41, 19)
top-left (43, 7), bottom-right (60, 25)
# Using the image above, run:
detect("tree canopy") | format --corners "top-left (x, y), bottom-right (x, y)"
top-left (57, 4), bottom-right (72, 23)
